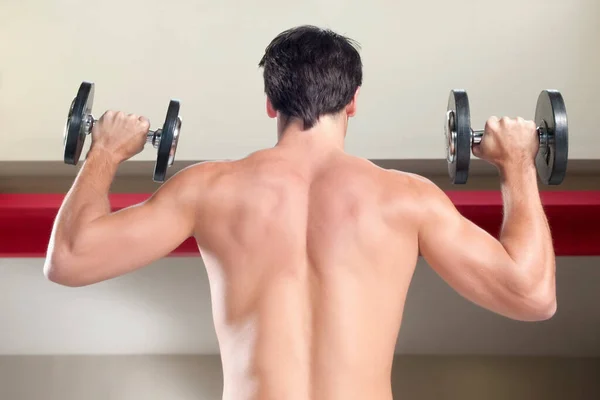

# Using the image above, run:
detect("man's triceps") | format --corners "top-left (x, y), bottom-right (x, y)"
top-left (417, 188), bottom-right (524, 314)
top-left (46, 169), bottom-right (199, 286)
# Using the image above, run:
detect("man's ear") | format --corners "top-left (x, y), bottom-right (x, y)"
top-left (266, 98), bottom-right (277, 118)
top-left (346, 87), bottom-right (360, 117)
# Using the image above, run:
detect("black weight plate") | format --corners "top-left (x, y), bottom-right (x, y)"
top-left (154, 100), bottom-right (180, 182)
top-left (446, 90), bottom-right (471, 184)
top-left (64, 82), bottom-right (94, 165)
top-left (535, 90), bottom-right (568, 185)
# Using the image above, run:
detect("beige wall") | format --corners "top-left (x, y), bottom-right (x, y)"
top-left (1, 0), bottom-right (599, 162)
top-left (0, 355), bottom-right (598, 399)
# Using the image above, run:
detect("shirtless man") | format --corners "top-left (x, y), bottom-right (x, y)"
top-left (44, 26), bottom-right (556, 400)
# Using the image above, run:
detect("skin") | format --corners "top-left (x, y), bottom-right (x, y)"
top-left (44, 92), bottom-right (556, 400)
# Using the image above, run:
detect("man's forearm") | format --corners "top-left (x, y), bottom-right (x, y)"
top-left (50, 148), bottom-right (119, 251)
top-left (498, 162), bottom-right (555, 292)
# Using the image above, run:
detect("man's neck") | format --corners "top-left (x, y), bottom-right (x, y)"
top-left (275, 116), bottom-right (347, 151)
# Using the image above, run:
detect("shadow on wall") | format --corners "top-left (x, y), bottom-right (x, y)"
top-left (398, 257), bottom-right (600, 356)
top-left (390, 356), bottom-right (600, 400)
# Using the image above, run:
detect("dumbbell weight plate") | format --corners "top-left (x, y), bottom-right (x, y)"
top-left (64, 82), bottom-right (94, 165)
top-left (535, 90), bottom-right (568, 185)
top-left (154, 100), bottom-right (181, 183)
top-left (446, 90), bottom-right (472, 184)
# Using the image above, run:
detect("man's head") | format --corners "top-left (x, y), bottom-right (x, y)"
top-left (259, 25), bottom-right (363, 131)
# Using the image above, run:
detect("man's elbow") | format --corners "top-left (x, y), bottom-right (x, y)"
top-left (519, 286), bottom-right (557, 321)
top-left (525, 296), bottom-right (556, 321)
top-left (43, 253), bottom-right (89, 288)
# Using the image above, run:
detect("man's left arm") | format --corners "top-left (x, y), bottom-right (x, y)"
top-left (44, 148), bottom-right (200, 287)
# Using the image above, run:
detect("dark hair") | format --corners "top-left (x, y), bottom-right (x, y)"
top-left (258, 25), bottom-right (363, 130)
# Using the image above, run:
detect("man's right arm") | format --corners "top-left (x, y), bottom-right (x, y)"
top-left (417, 159), bottom-right (556, 322)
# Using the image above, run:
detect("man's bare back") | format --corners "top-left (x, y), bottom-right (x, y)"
top-left (195, 148), bottom-right (420, 399)
top-left (43, 25), bottom-right (556, 400)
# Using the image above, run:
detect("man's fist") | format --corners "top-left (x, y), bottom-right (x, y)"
top-left (473, 116), bottom-right (539, 169)
top-left (91, 111), bottom-right (150, 163)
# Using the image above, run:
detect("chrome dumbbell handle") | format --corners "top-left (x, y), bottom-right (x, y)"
top-left (471, 126), bottom-right (548, 147)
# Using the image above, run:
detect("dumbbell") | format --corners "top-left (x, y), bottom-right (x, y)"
top-left (63, 81), bottom-right (182, 183)
top-left (444, 89), bottom-right (568, 185)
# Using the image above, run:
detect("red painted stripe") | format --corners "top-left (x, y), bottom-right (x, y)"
top-left (1, 192), bottom-right (599, 257)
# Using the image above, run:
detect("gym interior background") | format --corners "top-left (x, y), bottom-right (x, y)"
top-left (1, 0), bottom-right (599, 399)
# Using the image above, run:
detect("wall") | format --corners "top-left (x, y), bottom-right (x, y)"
top-left (0, 355), bottom-right (598, 400)
top-left (1, 0), bottom-right (599, 162)
top-left (1, 256), bottom-right (599, 356)
top-left (2, 162), bottom-right (600, 193)
top-left (391, 356), bottom-right (600, 399)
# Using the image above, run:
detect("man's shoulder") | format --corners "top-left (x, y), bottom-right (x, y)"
top-left (377, 168), bottom-right (452, 212)
top-left (169, 153), bottom-right (278, 189)
top-left (175, 159), bottom-right (239, 178)
top-left (159, 161), bottom-right (233, 195)
top-left (377, 167), bottom-right (435, 190)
